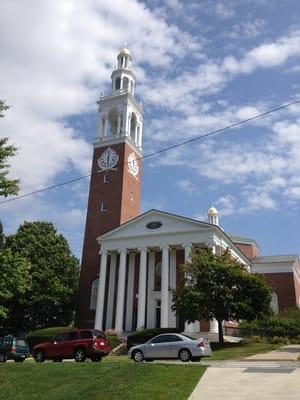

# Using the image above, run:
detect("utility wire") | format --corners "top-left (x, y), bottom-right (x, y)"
top-left (1, 98), bottom-right (300, 205)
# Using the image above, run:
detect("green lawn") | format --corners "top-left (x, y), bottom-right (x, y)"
top-left (0, 361), bottom-right (205, 400)
top-left (209, 342), bottom-right (283, 360)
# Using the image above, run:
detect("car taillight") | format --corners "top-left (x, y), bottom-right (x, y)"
top-left (11, 347), bottom-right (16, 353)
top-left (197, 341), bottom-right (204, 348)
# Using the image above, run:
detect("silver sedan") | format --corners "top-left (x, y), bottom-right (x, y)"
top-left (128, 333), bottom-right (212, 362)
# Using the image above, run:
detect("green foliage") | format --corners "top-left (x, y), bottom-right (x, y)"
top-left (0, 100), bottom-right (9, 117)
top-left (0, 101), bottom-right (19, 196)
top-left (0, 221), bottom-right (4, 249)
top-left (26, 326), bottom-right (123, 353)
top-left (172, 248), bottom-right (273, 343)
top-left (108, 335), bottom-right (122, 350)
top-left (268, 336), bottom-right (290, 344)
top-left (127, 328), bottom-right (180, 349)
top-left (4, 221), bottom-right (79, 332)
top-left (240, 307), bottom-right (300, 337)
top-left (0, 249), bottom-right (31, 324)
top-left (26, 327), bottom-right (76, 352)
top-left (0, 136), bottom-right (19, 197)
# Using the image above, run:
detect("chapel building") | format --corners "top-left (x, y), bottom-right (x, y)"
top-left (76, 48), bottom-right (300, 335)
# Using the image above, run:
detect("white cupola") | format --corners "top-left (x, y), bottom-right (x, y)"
top-left (111, 45), bottom-right (136, 95)
top-left (97, 46), bottom-right (143, 150)
top-left (208, 205), bottom-right (219, 226)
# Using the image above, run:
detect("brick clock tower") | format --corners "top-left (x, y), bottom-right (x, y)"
top-left (76, 47), bottom-right (143, 328)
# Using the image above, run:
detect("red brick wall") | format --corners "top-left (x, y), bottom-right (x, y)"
top-left (233, 243), bottom-right (260, 259)
top-left (263, 272), bottom-right (296, 311)
top-left (76, 141), bottom-right (141, 328)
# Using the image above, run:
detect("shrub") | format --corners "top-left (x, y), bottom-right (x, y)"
top-left (268, 336), bottom-right (289, 345)
top-left (290, 335), bottom-right (300, 344)
top-left (239, 308), bottom-right (300, 339)
top-left (249, 335), bottom-right (266, 343)
top-left (27, 326), bottom-right (122, 353)
top-left (26, 327), bottom-right (76, 352)
top-left (127, 328), bottom-right (180, 350)
top-left (108, 335), bottom-right (122, 350)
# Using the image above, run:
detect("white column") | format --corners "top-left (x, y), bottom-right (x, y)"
top-left (115, 249), bottom-right (127, 332)
top-left (104, 117), bottom-right (109, 137)
top-left (94, 250), bottom-right (108, 330)
top-left (105, 252), bottom-right (117, 329)
top-left (147, 251), bottom-right (155, 329)
top-left (125, 253), bottom-right (135, 331)
top-left (169, 249), bottom-right (177, 327)
top-left (184, 244), bottom-right (195, 333)
top-left (161, 246), bottom-right (169, 328)
top-left (210, 319), bottom-right (219, 333)
top-left (137, 248), bottom-right (147, 330)
top-left (117, 114), bottom-right (121, 136)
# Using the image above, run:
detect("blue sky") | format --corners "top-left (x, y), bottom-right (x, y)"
top-left (0, 0), bottom-right (300, 258)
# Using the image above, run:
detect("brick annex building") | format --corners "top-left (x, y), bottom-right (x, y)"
top-left (76, 48), bottom-right (300, 334)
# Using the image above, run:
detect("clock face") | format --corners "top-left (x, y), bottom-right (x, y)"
top-left (127, 152), bottom-right (139, 178)
top-left (98, 147), bottom-right (119, 171)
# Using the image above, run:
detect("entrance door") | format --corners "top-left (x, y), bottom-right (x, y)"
top-left (155, 299), bottom-right (161, 328)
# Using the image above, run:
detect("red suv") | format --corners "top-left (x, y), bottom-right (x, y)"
top-left (33, 329), bottom-right (110, 362)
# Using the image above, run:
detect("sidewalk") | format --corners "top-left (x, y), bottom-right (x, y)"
top-left (243, 345), bottom-right (300, 361)
top-left (188, 345), bottom-right (300, 400)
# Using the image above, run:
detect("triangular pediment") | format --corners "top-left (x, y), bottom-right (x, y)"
top-left (98, 209), bottom-right (213, 242)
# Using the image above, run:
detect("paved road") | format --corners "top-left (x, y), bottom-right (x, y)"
top-left (188, 346), bottom-right (300, 400)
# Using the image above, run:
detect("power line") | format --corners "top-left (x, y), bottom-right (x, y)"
top-left (1, 98), bottom-right (299, 205)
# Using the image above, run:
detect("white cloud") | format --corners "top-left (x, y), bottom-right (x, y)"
top-left (216, 194), bottom-right (237, 216)
top-left (176, 179), bottom-right (198, 193)
top-left (214, 3), bottom-right (235, 19)
top-left (0, 0), bottom-right (201, 193)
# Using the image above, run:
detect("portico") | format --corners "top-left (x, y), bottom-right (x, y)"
top-left (94, 209), bottom-right (250, 334)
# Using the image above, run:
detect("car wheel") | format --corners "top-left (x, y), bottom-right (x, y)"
top-left (179, 349), bottom-right (192, 362)
top-left (0, 353), bottom-right (7, 363)
top-left (34, 350), bottom-right (45, 363)
top-left (91, 355), bottom-right (102, 362)
top-left (53, 358), bottom-right (63, 362)
top-left (132, 350), bottom-right (144, 363)
top-left (74, 348), bottom-right (86, 362)
top-left (192, 357), bottom-right (201, 362)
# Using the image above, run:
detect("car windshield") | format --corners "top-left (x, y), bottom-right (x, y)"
top-left (92, 330), bottom-right (106, 339)
top-left (15, 339), bottom-right (26, 347)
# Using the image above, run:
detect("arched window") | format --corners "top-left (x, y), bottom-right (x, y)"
top-left (130, 113), bottom-right (137, 140)
top-left (90, 279), bottom-right (99, 310)
top-left (108, 108), bottom-right (119, 136)
top-left (271, 292), bottom-right (279, 314)
top-left (154, 262), bottom-right (161, 291)
top-left (123, 77), bottom-right (129, 91)
top-left (115, 77), bottom-right (121, 90)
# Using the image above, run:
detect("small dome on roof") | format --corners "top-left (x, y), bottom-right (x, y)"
top-left (208, 206), bottom-right (218, 215)
top-left (118, 46), bottom-right (131, 58)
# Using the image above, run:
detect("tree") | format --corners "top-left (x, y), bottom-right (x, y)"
top-left (0, 100), bottom-right (9, 117)
top-left (0, 100), bottom-right (19, 197)
top-left (172, 248), bottom-right (273, 343)
top-left (5, 222), bottom-right (80, 331)
top-left (0, 248), bottom-right (31, 333)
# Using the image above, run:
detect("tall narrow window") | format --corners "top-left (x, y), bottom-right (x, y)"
top-left (90, 279), bottom-right (99, 310)
top-left (123, 77), bottom-right (129, 91)
top-left (130, 113), bottom-right (137, 140)
top-left (101, 202), bottom-right (108, 212)
top-left (115, 77), bottom-right (121, 90)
